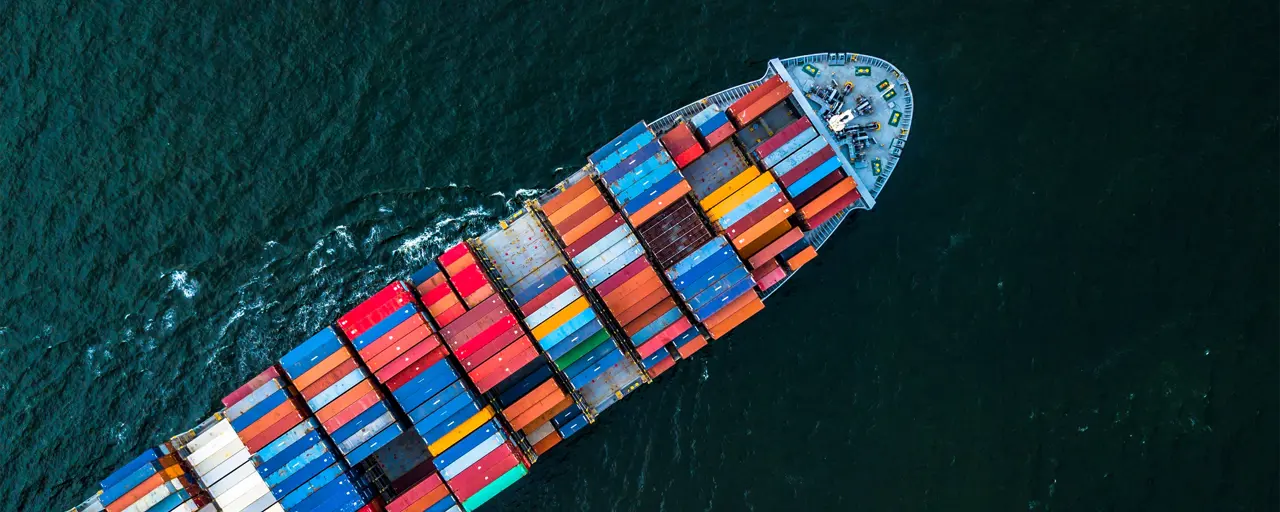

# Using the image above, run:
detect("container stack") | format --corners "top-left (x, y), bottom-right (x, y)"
top-left (438, 242), bottom-right (497, 308)
top-left (658, 121), bottom-right (706, 169)
top-left (726, 75), bottom-right (794, 127)
top-left (592, 121), bottom-right (693, 226)
top-left (472, 211), bottom-right (623, 435)
top-left (384, 472), bottom-right (458, 512)
top-left (666, 237), bottom-right (766, 340)
top-left (541, 172), bottom-right (686, 378)
top-left (430, 420), bottom-right (530, 511)
top-left (701, 167), bottom-right (797, 260)
top-left (280, 324), bottom-right (404, 468)
top-left (220, 366), bottom-right (368, 511)
top-left (97, 445), bottom-right (208, 512)
top-left (752, 116), bottom-right (863, 231)
top-left (181, 416), bottom-right (279, 512)
top-left (408, 261), bottom-right (466, 327)
top-left (689, 104), bottom-right (734, 148)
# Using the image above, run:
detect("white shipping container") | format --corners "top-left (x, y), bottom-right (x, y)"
top-left (192, 436), bottom-right (244, 477)
top-left (187, 429), bottom-right (238, 469)
top-left (214, 475), bottom-right (271, 511)
top-left (207, 462), bottom-right (258, 497)
top-left (200, 448), bottom-right (252, 488)
top-left (184, 419), bottom-right (236, 455)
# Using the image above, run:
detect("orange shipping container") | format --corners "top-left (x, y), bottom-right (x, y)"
top-left (732, 82), bottom-right (795, 126)
top-left (731, 205), bottom-right (795, 249)
top-left (237, 397), bottom-right (302, 442)
top-left (726, 75), bottom-right (785, 122)
top-left (316, 381), bottom-right (377, 423)
top-left (629, 180), bottom-right (692, 226)
top-left (292, 347), bottom-right (354, 390)
top-left (510, 391), bottom-right (569, 431)
top-left (746, 227), bottom-right (804, 268)
top-left (542, 177), bottom-right (598, 217)
top-left (245, 410), bottom-right (305, 452)
top-left (503, 380), bottom-right (561, 422)
top-left (799, 177), bottom-right (856, 220)
top-left (786, 246), bottom-right (818, 271)
top-left (561, 207), bottom-right (615, 246)
top-left (533, 432), bottom-right (562, 455)
top-left (739, 220), bottom-right (795, 261)
top-left (707, 296), bottom-right (765, 339)
top-left (675, 336), bottom-right (709, 359)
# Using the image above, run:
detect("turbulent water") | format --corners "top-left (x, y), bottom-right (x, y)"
top-left (2, 0), bottom-right (1276, 510)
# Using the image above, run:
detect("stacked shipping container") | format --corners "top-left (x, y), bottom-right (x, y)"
top-left (690, 104), bottom-right (734, 148)
top-left (473, 211), bottom-right (628, 429)
top-left (726, 75), bottom-right (794, 126)
top-left (541, 172), bottom-right (692, 377)
top-left (436, 243), bottom-right (497, 308)
top-left (666, 237), bottom-right (766, 340)
top-left (280, 323), bottom-right (404, 468)
top-left (385, 472), bottom-right (458, 512)
top-left (181, 417), bottom-right (279, 512)
top-left (658, 122), bottom-right (706, 169)
top-left (220, 365), bottom-right (368, 512)
top-left (97, 445), bottom-right (208, 512)
top-left (592, 122), bottom-right (693, 226)
top-left (408, 262), bottom-right (466, 326)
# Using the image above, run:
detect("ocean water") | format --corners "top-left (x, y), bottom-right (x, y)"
top-left (2, 0), bottom-right (1276, 509)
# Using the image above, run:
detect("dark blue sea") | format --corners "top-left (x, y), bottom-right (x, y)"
top-left (2, 0), bottom-right (1276, 509)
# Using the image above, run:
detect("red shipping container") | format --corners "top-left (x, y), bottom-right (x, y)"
top-left (459, 326), bottom-right (525, 370)
top-left (722, 192), bottom-right (789, 234)
top-left (602, 274), bottom-right (664, 313)
top-left (360, 316), bottom-right (430, 361)
top-left (613, 283), bottom-right (670, 327)
top-left (437, 242), bottom-right (472, 271)
top-left (383, 347), bottom-right (450, 393)
top-left (646, 356), bottom-right (676, 379)
top-left (301, 360), bottom-right (360, 400)
top-left (726, 75), bottom-right (785, 122)
top-left (420, 280), bottom-right (458, 307)
top-left (434, 302), bottom-right (466, 327)
top-left (463, 285), bottom-right (495, 309)
top-left (753, 262), bottom-right (787, 291)
top-left (440, 296), bottom-right (506, 345)
top-left (752, 117), bottom-right (813, 161)
top-left (322, 389), bottom-right (381, 433)
top-left (337, 282), bottom-right (414, 340)
top-left (636, 317), bottom-right (692, 358)
top-left (518, 276), bottom-right (576, 317)
top-left (747, 227), bottom-right (803, 268)
top-left (733, 82), bottom-right (794, 126)
top-left (471, 341), bottom-right (540, 393)
top-left (413, 272), bottom-right (449, 297)
top-left (555, 195), bottom-right (609, 234)
top-left (316, 381), bottom-right (376, 423)
top-left (448, 264), bottom-right (490, 298)
top-left (373, 340), bottom-right (445, 384)
top-left (453, 315), bottom-right (518, 360)
top-left (245, 411), bottom-right (305, 453)
top-left (703, 122), bottom-right (735, 148)
top-left (366, 331), bottom-right (438, 374)
top-left (564, 214), bottom-right (625, 258)
top-left (223, 366), bottom-right (279, 407)
top-left (503, 380), bottom-right (561, 422)
top-left (594, 257), bottom-right (651, 297)
top-left (446, 444), bottom-right (521, 501)
top-left (546, 185), bottom-right (602, 227)
top-left (623, 300), bottom-right (677, 337)
top-left (673, 144), bottom-right (705, 168)
top-left (659, 122), bottom-right (699, 155)
top-left (386, 472), bottom-right (446, 512)
top-left (804, 186), bottom-right (862, 229)
top-left (776, 146), bottom-right (836, 187)
top-left (792, 172), bottom-right (846, 209)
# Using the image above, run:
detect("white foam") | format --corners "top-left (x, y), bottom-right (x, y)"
top-left (166, 270), bottom-right (200, 298)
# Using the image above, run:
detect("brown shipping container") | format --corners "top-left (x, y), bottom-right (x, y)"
top-left (747, 227), bottom-right (804, 268)
top-left (442, 250), bottom-right (478, 278)
top-left (804, 187), bottom-right (862, 228)
top-left (553, 195), bottom-right (609, 235)
top-left (532, 432), bottom-right (562, 455)
top-left (542, 177), bottom-right (598, 217)
top-left (732, 205), bottom-right (795, 249)
top-left (791, 171), bottom-right (845, 209)
top-left (510, 390), bottom-right (569, 431)
top-left (738, 219), bottom-right (796, 260)
top-left (733, 83), bottom-right (795, 126)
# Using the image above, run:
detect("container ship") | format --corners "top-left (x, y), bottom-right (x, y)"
top-left (68, 53), bottom-right (913, 512)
